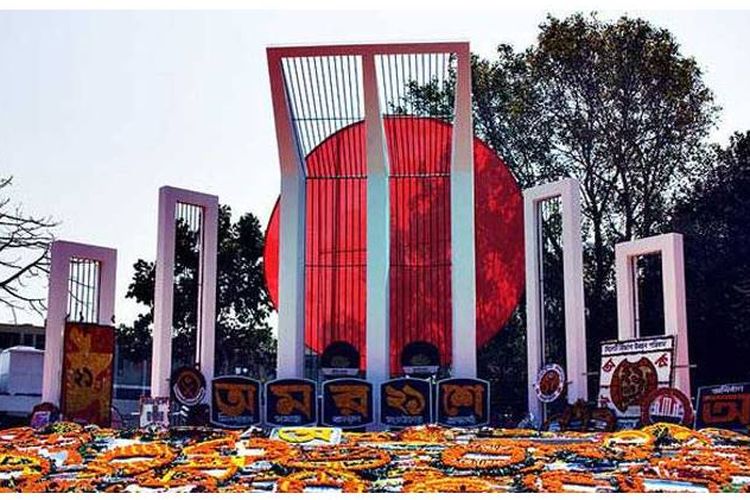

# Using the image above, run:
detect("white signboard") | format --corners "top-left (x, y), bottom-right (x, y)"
top-left (598, 336), bottom-right (675, 427)
top-left (139, 396), bottom-right (170, 429)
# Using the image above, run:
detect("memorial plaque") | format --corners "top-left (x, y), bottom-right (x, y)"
top-left (170, 367), bottom-right (207, 407)
top-left (381, 378), bottom-right (432, 427)
top-left (534, 363), bottom-right (566, 403)
top-left (60, 323), bottom-right (115, 427)
top-left (436, 378), bottom-right (490, 428)
top-left (641, 387), bottom-right (694, 427)
top-left (321, 378), bottom-right (373, 428)
top-left (211, 376), bottom-right (261, 429)
top-left (265, 378), bottom-right (317, 426)
top-left (695, 382), bottom-right (750, 432)
top-left (598, 336), bottom-right (675, 427)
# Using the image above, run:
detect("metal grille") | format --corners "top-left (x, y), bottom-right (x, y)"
top-left (67, 257), bottom-right (101, 323)
top-left (378, 52), bottom-right (456, 371)
top-left (278, 49), bottom-right (462, 373)
top-left (376, 52), bottom-right (455, 176)
top-left (281, 55), bottom-right (368, 369)
top-left (173, 202), bottom-right (204, 369)
top-left (537, 196), bottom-right (566, 367)
top-left (281, 55), bottom-right (365, 178)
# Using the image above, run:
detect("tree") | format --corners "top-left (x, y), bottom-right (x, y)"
top-left (529, 14), bottom-right (716, 333)
top-left (671, 131), bottom-right (750, 387)
top-left (403, 13), bottom-right (718, 417)
top-left (0, 177), bottom-right (56, 318)
top-left (117, 205), bottom-right (275, 380)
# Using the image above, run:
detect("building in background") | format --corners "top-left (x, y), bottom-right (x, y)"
top-left (0, 322), bottom-right (148, 427)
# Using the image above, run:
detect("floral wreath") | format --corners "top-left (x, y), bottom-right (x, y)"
top-left (276, 469), bottom-right (367, 493)
top-left (404, 476), bottom-right (497, 493)
top-left (441, 442), bottom-right (527, 474)
top-left (522, 471), bottom-right (608, 493)
top-left (279, 446), bottom-right (391, 473)
top-left (87, 442), bottom-right (175, 477)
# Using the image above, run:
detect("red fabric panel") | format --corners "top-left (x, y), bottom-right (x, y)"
top-left (263, 117), bottom-right (524, 373)
top-left (61, 322), bottom-right (114, 427)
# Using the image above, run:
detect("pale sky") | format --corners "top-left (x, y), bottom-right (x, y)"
top-left (2, 9), bottom-right (749, 326)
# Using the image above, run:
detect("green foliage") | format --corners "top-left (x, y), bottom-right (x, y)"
top-left (671, 132), bottom-right (750, 386)
top-left (403, 12), bottom-right (719, 421)
top-left (116, 205), bottom-right (275, 380)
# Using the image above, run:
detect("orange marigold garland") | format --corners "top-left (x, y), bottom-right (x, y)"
top-left (276, 469), bottom-right (367, 493)
top-left (604, 429), bottom-right (656, 448)
top-left (0, 451), bottom-right (51, 477)
top-left (522, 471), bottom-right (608, 493)
top-left (172, 455), bottom-right (244, 483)
top-left (612, 472), bottom-right (647, 493)
top-left (236, 437), bottom-right (295, 464)
top-left (0, 451), bottom-right (53, 492)
top-left (279, 446), bottom-right (390, 474)
top-left (181, 436), bottom-right (236, 456)
top-left (642, 422), bottom-right (710, 446)
top-left (404, 476), bottom-right (497, 493)
top-left (398, 425), bottom-right (453, 443)
top-left (87, 442), bottom-right (176, 477)
top-left (137, 468), bottom-right (219, 492)
top-left (441, 442), bottom-right (527, 474)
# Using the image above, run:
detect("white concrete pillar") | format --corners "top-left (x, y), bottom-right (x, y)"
top-left (450, 43), bottom-right (477, 378)
top-left (267, 49), bottom-right (307, 379)
top-left (363, 52), bottom-right (390, 430)
top-left (150, 187), bottom-right (219, 400)
top-left (42, 241), bottom-right (117, 404)
top-left (615, 233), bottom-right (690, 395)
top-left (524, 178), bottom-right (588, 419)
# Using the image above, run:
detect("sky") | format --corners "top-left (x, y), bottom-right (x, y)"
top-left (1, 9), bottom-right (749, 327)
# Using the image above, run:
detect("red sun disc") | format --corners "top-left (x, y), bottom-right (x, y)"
top-left (264, 117), bottom-right (524, 372)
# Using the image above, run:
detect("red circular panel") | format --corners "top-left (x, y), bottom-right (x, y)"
top-left (264, 117), bottom-right (524, 371)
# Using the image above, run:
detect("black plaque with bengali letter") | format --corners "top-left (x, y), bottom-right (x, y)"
top-left (695, 382), bottom-right (750, 432)
top-left (381, 377), bottom-right (432, 427)
top-left (321, 378), bottom-right (373, 428)
top-left (265, 378), bottom-right (317, 427)
top-left (211, 376), bottom-right (261, 429)
top-left (436, 377), bottom-right (490, 428)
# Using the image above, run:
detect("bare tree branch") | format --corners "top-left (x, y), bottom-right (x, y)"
top-left (0, 176), bottom-right (58, 319)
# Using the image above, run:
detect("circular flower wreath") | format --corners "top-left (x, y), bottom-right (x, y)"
top-left (441, 442), bottom-right (527, 474)
top-left (603, 429), bottom-right (655, 448)
top-left (276, 469), bottom-right (367, 493)
top-left (279, 446), bottom-right (390, 473)
top-left (11, 432), bottom-right (85, 467)
top-left (398, 425), bottom-right (453, 443)
top-left (137, 467), bottom-right (219, 492)
top-left (0, 451), bottom-right (52, 492)
top-left (181, 436), bottom-right (237, 456)
top-left (642, 423), bottom-right (710, 446)
top-left (87, 442), bottom-right (176, 477)
top-left (33, 477), bottom-right (100, 493)
top-left (699, 427), bottom-right (750, 446)
top-left (522, 471), bottom-right (609, 493)
top-left (0, 427), bottom-right (34, 445)
top-left (172, 455), bottom-right (245, 483)
top-left (0, 451), bottom-right (51, 478)
top-left (646, 450), bottom-right (742, 491)
top-left (236, 437), bottom-right (295, 464)
top-left (404, 476), bottom-right (497, 493)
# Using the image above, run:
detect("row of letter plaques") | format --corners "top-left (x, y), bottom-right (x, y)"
top-left (210, 376), bottom-right (490, 429)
